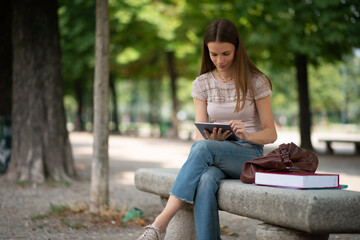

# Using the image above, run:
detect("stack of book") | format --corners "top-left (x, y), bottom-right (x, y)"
top-left (254, 172), bottom-right (342, 189)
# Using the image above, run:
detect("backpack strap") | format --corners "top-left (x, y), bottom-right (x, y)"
top-left (279, 143), bottom-right (292, 169)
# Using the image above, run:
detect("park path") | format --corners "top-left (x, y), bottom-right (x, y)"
top-left (0, 131), bottom-right (359, 239)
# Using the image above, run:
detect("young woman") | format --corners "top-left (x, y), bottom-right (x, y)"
top-left (137, 18), bottom-right (277, 240)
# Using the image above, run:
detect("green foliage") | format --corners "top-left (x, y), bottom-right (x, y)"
top-left (250, 0), bottom-right (360, 65)
top-left (309, 53), bottom-right (360, 124)
top-left (264, 66), bottom-right (299, 126)
top-left (58, 0), bottom-right (95, 89)
top-left (342, 52), bottom-right (360, 123)
top-left (59, 0), bottom-right (360, 131)
top-left (309, 62), bottom-right (343, 112)
top-left (58, 0), bottom-right (96, 130)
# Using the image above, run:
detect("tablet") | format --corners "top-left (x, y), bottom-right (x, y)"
top-left (195, 122), bottom-right (239, 141)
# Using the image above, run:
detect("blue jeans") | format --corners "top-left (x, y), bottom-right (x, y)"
top-left (170, 140), bottom-right (263, 240)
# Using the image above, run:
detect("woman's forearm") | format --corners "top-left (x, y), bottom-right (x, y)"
top-left (245, 127), bottom-right (277, 145)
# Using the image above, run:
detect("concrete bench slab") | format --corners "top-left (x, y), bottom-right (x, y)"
top-left (135, 168), bottom-right (360, 239)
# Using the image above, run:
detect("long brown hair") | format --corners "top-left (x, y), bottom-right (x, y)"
top-left (200, 19), bottom-right (272, 112)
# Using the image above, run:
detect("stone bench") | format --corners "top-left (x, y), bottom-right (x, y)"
top-left (135, 168), bottom-right (360, 240)
top-left (319, 139), bottom-right (360, 155)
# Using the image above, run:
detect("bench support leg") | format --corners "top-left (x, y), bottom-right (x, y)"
top-left (256, 223), bottom-right (329, 240)
top-left (355, 143), bottom-right (360, 155)
top-left (160, 197), bottom-right (196, 240)
top-left (325, 141), bottom-right (334, 154)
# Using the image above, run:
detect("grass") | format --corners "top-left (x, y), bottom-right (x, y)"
top-left (15, 180), bottom-right (32, 188)
top-left (60, 219), bottom-right (86, 229)
top-left (46, 178), bottom-right (71, 188)
top-left (49, 203), bottom-right (71, 215)
top-left (15, 178), bottom-right (71, 189)
top-left (30, 201), bottom-right (146, 232)
top-left (30, 214), bottom-right (48, 221)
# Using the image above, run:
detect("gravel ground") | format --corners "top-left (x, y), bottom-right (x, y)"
top-left (1, 132), bottom-right (360, 240)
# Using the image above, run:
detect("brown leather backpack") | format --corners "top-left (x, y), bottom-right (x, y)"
top-left (240, 142), bottom-right (319, 184)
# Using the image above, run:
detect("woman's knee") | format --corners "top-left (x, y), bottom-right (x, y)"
top-left (197, 167), bottom-right (224, 191)
top-left (191, 140), bottom-right (216, 154)
top-left (192, 140), bottom-right (208, 150)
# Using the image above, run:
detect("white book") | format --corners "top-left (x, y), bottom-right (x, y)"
top-left (255, 172), bottom-right (340, 189)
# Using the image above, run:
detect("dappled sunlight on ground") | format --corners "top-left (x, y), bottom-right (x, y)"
top-left (112, 171), bottom-right (135, 186)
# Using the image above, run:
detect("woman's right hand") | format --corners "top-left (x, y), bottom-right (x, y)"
top-left (229, 120), bottom-right (248, 141)
top-left (204, 127), bottom-right (232, 141)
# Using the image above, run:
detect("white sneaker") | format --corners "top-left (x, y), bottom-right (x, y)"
top-left (136, 225), bottom-right (165, 240)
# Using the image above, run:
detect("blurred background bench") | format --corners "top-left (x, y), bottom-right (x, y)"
top-left (319, 139), bottom-right (360, 155)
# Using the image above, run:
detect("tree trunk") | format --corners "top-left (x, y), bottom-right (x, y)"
top-left (8, 0), bottom-right (76, 183)
top-left (109, 75), bottom-right (120, 133)
top-left (148, 57), bottom-right (162, 137)
top-left (166, 51), bottom-right (179, 138)
top-left (0, 0), bottom-right (12, 174)
top-left (148, 77), bottom-right (162, 137)
top-left (295, 54), bottom-right (313, 150)
top-left (90, 0), bottom-right (109, 214)
top-left (129, 82), bottom-right (139, 136)
top-left (0, 0), bottom-right (12, 116)
top-left (74, 79), bottom-right (85, 131)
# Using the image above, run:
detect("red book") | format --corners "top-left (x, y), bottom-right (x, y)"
top-left (255, 172), bottom-right (340, 189)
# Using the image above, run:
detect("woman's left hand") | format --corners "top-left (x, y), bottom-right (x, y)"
top-left (204, 127), bottom-right (232, 141)
top-left (229, 120), bottom-right (248, 141)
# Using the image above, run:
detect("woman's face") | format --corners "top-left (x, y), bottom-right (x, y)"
top-left (207, 41), bottom-right (235, 72)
